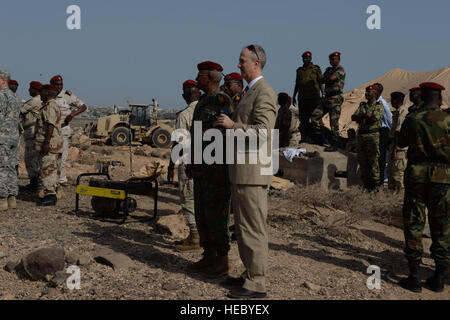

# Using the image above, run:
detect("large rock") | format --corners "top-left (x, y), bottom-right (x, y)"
top-left (22, 248), bottom-right (65, 281)
top-left (93, 248), bottom-right (134, 270)
top-left (67, 147), bottom-right (81, 162)
top-left (155, 214), bottom-right (189, 239)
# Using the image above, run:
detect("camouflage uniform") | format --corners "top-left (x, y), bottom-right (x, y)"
top-left (0, 87), bottom-right (21, 198)
top-left (175, 100), bottom-right (198, 232)
top-left (387, 104), bottom-right (409, 193)
top-left (20, 95), bottom-right (43, 180)
top-left (311, 65), bottom-right (346, 144)
top-left (54, 90), bottom-right (85, 184)
top-left (190, 88), bottom-right (232, 256)
top-left (398, 104), bottom-right (449, 267)
top-left (231, 93), bottom-right (241, 113)
top-left (353, 101), bottom-right (384, 190)
top-left (295, 63), bottom-right (323, 138)
top-left (35, 99), bottom-right (63, 197)
top-left (275, 104), bottom-right (300, 147)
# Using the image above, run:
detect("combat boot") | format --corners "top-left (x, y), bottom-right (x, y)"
top-left (186, 249), bottom-right (216, 273)
top-left (25, 177), bottom-right (39, 192)
top-left (399, 261), bottom-right (422, 293)
top-left (7, 196), bottom-right (16, 209)
top-left (37, 194), bottom-right (57, 206)
top-left (0, 198), bottom-right (8, 211)
top-left (201, 254), bottom-right (230, 279)
top-left (56, 187), bottom-right (65, 199)
top-left (175, 232), bottom-right (201, 252)
top-left (425, 264), bottom-right (447, 292)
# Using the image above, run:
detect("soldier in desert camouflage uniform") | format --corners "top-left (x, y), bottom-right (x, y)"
top-left (0, 70), bottom-right (21, 211)
top-left (35, 84), bottom-right (64, 206)
top-left (275, 93), bottom-right (300, 147)
top-left (186, 61), bottom-right (232, 279)
top-left (8, 79), bottom-right (19, 94)
top-left (398, 82), bottom-right (449, 293)
top-left (311, 52), bottom-right (346, 151)
top-left (20, 81), bottom-right (43, 191)
top-left (223, 72), bottom-right (243, 113)
top-left (351, 85), bottom-right (384, 191)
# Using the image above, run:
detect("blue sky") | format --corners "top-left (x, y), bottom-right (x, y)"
top-left (1, 0), bottom-right (449, 109)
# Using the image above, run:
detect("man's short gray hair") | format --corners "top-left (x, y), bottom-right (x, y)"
top-left (209, 70), bottom-right (223, 83)
top-left (246, 44), bottom-right (266, 70)
top-left (0, 70), bottom-right (11, 80)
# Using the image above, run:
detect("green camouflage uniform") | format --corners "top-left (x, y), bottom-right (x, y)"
top-left (398, 104), bottom-right (449, 267)
top-left (190, 88), bottom-right (232, 256)
top-left (311, 65), bottom-right (346, 144)
top-left (295, 64), bottom-right (323, 138)
top-left (353, 101), bottom-right (384, 190)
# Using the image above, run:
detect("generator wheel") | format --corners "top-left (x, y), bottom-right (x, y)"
top-left (151, 128), bottom-right (171, 148)
top-left (111, 127), bottom-right (131, 146)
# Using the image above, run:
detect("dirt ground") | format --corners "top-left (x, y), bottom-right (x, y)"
top-left (0, 143), bottom-right (448, 300)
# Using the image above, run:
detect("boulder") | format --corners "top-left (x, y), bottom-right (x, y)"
top-left (155, 214), bottom-right (189, 239)
top-left (22, 248), bottom-right (65, 281)
top-left (78, 135), bottom-right (91, 151)
top-left (93, 248), bottom-right (134, 270)
top-left (67, 147), bottom-right (81, 162)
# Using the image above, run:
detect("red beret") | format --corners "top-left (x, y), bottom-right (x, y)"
top-left (409, 87), bottom-right (421, 92)
top-left (183, 80), bottom-right (198, 89)
top-left (50, 75), bottom-right (63, 83)
top-left (224, 72), bottom-right (243, 81)
top-left (302, 51), bottom-right (312, 58)
top-left (29, 81), bottom-right (42, 90)
top-left (42, 84), bottom-right (58, 91)
top-left (329, 51), bottom-right (341, 58)
top-left (9, 80), bottom-right (18, 86)
top-left (197, 61), bottom-right (223, 72)
top-left (278, 92), bottom-right (291, 100)
top-left (419, 82), bottom-right (445, 91)
top-left (366, 85), bottom-right (378, 91)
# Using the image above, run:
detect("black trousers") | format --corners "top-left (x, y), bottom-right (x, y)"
top-left (378, 127), bottom-right (390, 185)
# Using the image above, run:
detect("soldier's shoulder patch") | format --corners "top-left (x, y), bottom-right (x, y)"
top-left (65, 90), bottom-right (72, 96)
top-left (216, 92), bottom-right (231, 106)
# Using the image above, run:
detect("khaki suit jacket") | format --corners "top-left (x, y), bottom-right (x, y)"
top-left (228, 78), bottom-right (277, 186)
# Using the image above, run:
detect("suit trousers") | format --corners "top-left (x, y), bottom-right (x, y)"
top-left (231, 184), bottom-right (268, 293)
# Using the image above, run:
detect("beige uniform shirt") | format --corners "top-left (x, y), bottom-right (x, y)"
top-left (391, 105), bottom-right (409, 153)
top-left (35, 99), bottom-right (63, 154)
top-left (20, 95), bottom-right (42, 132)
top-left (176, 101), bottom-right (197, 132)
top-left (55, 90), bottom-right (85, 135)
top-left (288, 104), bottom-right (300, 133)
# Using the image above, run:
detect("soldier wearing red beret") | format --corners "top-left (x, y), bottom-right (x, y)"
top-left (398, 82), bottom-right (449, 293)
top-left (293, 51), bottom-right (323, 143)
top-left (8, 79), bottom-right (18, 93)
top-left (223, 72), bottom-right (243, 110)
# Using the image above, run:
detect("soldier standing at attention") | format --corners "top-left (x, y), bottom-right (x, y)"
top-left (8, 79), bottom-right (19, 94)
top-left (223, 72), bottom-right (244, 112)
top-left (186, 61), bottom-right (232, 279)
top-left (168, 80), bottom-right (201, 252)
top-left (292, 51), bottom-right (323, 142)
top-left (20, 81), bottom-right (43, 191)
top-left (398, 82), bottom-right (449, 293)
top-left (275, 93), bottom-right (300, 147)
top-left (407, 87), bottom-right (423, 115)
top-left (35, 84), bottom-right (64, 206)
top-left (311, 52), bottom-right (346, 152)
top-left (387, 92), bottom-right (407, 193)
top-left (0, 70), bottom-right (21, 211)
top-left (50, 75), bottom-right (87, 187)
top-left (351, 85), bottom-right (384, 191)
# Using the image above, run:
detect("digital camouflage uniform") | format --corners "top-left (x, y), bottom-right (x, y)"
top-left (35, 99), bottom-right (63, 197)
top-left (20, 95), bottom-right (43, 180)
top-left (190, 88), bottom-right (232, 256)
top-left (295, 63), bottom-right (323, 138)
top-left (175, 100), bottom-right (198, 233)
top-left (353, 101), bottom-right (384, 190)
top-left (0, 87), bottom-right (21, 199)
top-left (275, 104), bottom-right (300, 147)
top-left (387, 104), bottom-right (409, 193)
top-left (55, 90), bottom-right (85, 184)
top-left (398, 104), bottom-right (449, 267)
top-left (311, 65), bottom-right (346, 144)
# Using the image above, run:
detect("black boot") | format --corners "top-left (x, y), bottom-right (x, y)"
top-left (37, 194), bottom-right (57, 206)
top-left (25, 177), bottom-right (39, 192)
top-left (425, 264), bottom-right (447, 292)
top-left (399, 261), bottom-right (422, 293)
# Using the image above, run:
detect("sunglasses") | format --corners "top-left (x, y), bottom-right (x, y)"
top-left (246, 44), bottom-right (260, 61)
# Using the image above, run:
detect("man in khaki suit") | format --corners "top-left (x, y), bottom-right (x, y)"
top-left (215, 44), bottom-right (277, 299)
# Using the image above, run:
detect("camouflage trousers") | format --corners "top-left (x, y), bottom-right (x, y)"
top-left (299, 96), bottom-right (321, 139)
top-left (0, 144), bottom-right (19, 198)
top-left (193, 175), bottom-right (231, 256)
top-left (178, 164), bottom-right (197, 233)
top-left (38, 152), bottom-right (62, 197)
top-left (24, 128), bottom-right (40, 179)
top-left (403, 181), bottom-right (449, 266)
top-left (59, 134), bottom-right (70, 184)
top-left (311, 94), bottom-right (343, 143)
top-left (356, 132), bottom-right (380, 190)
top-left (279, 131), bottom-right (301, 148)
top-left (387, 151), bottom-right (407, 193)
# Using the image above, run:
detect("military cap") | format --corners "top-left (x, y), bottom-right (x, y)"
top-left (409, 87), bottom-right (421, 92)
top-left (390, 91), bottom-right (405, 100)
top-left (29, 81), bottom-right (42, 90)
top-left (419, 82), bottom-right (445, 91)
top-left (197, 61), bottom-right (223, 72)
top-left (9, 80), bottom-right (18, 86)
top-left (366, 85), bottom-right (378, 91)
top-left (329, 51), bottom-right (341, 58)
top-left (183, 80), bottom-right (198, 89)
top-left (0, 70), bottom-right (10, 79)
top-left (50, 75), bottom-right (63, 83)
top-left (42, 84), bottom-right (58, 91)
top-left (278, 92), bottom-right (291, 101)
top-left (302, 51), bottom-right (312, 58)
top-left (224, 72), bottom-right (243, 81)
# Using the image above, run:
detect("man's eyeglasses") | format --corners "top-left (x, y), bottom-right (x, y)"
top-left (247, 44), bottom-right (260, 61)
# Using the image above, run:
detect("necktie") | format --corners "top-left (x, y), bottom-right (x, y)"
top-left (241, 86), bottom-right (249, 98)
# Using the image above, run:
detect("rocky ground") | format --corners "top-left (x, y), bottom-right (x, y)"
top-left (0, 142), bottom-right (448, 300)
